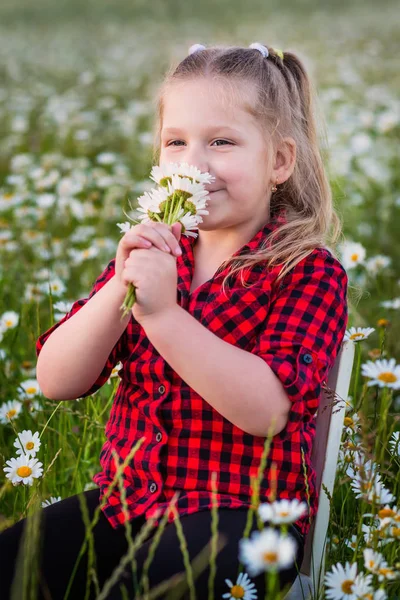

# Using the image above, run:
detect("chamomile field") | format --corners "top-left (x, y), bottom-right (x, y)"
top-left (0, 1), bottom-right (399, 598)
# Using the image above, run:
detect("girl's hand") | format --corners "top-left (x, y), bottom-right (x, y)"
top-left (122, 231), bottom-right (181, 324)
top-left (115, 222), bottom-right (182, 285)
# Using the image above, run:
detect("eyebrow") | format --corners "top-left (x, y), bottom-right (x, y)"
top-left (162, 126), bottom-right (242, 135)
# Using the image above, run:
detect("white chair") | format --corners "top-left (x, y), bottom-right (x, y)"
top-left (284, 339), bottom-right (356, 600)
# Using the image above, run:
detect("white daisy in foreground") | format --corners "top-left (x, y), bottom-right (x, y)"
top-left (222, 571), bottom-right (258, 599)
top-left (3, 454), bottom-right (44, 486)
top-left (388, 431), bottom-right (400, 456)
top-left (42, 496), bottom-right (62, 508)
top-left (349, 572), bottom-right (375, 598)
top-left (18, 378), bottom-right (41, 399)
top-left (238, 528), bottom-right (297, 577)
top-left (361, 358), bottom-right (400, 389)
top-left (0, 400), bottom-right (23, 423)
top-left (343, 327), bottom-right (375, 343)
top-left (258, 498), bottom-right (308, 525)
top-left (14, 430), bottom-right (41, 458)
top-left (0, 311), bottom-right (19, 332)
top-left (324, 561), bottom-right (360, 599)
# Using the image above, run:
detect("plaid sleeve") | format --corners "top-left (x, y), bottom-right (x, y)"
top-left (36, 259), bottom-right (131, 398)
top-left (250, 249), bottom-right (348, 432)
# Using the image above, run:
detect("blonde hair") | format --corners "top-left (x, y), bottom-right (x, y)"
top-left (151, 44), bottom-right (348, 296)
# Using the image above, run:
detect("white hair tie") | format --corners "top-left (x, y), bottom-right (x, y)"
top-left (188, 44), bottom-right (206, 55)
top-left (249, 43), bottom-right (269, 58)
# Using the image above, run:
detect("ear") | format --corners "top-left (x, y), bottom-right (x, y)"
top-left (171, 221), bottom-right (182, 241)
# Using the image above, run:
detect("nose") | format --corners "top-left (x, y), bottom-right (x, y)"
top-left (182, 146), bottom-right (210, 177)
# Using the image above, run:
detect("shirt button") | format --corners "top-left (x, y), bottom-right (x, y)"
top-left (303, 353), bottom-right (313, 364)
top-left (156, 432), bottom-right (162, 442)
top-left (158, 385), bottom-right (166, 394)
top-left (149, 482), bottom-right (157, 493)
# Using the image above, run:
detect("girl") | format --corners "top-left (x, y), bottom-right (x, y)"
top-left (0, 42), bottom-right (348, 599)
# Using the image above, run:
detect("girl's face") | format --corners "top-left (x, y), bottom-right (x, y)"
top-left (159, 78), bottom-right (273, 231)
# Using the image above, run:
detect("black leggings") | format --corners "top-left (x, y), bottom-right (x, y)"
top-left (0, 488), bottom-right (304, 599)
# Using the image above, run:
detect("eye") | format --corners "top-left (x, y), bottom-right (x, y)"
top-left (166, 139), bottom-right (233, 147)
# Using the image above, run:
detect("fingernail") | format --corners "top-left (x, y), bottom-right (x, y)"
top-left (175, 247), bottom-right (182, 255)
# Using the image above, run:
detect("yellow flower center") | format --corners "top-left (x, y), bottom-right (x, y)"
top-left (4, 193), bottom-right (13, 200)
top-left (344, 417), bottom-right (353, 426)
top-left (392, 527), bottom-right (400, 537)
top-left (378, 567), bottom-right (393, 577)
top-left (6, 409), bottom-right (17, 419)
top-left (332, 536), bottom-right (340, 544)
top-left (377, 319), bottom-right (389, 327)
top-left (22, 361), bottom-right (33, 369)
top-left (379, 508), bottom-right (395, 519)
top-left (5, 320), bottom-right (13, 327)
top-left (26, 441), bottom-right (35, 450)
top-left (17, 466), bottom-right (32, 478)
top-left (368, 560), bottom-right (376, 569)
top-left (341, 579), bottom-right (354, 593)
top-left (349, 333), bottom-right (365, 340)
top-left (377, 372), bottom-right (397, 384)
top-left (279, 511), bottom-right (290, 517)
top-left (83, 249), bottom-right (90, 258)
top-left (230, 585), bottom-right (245, 598)
top-left (26, 387), bottom-right (37, 395)
top-left (351, 253), bottom-right (359, 261)
top-left (263, 551), bottom-right (278, 564)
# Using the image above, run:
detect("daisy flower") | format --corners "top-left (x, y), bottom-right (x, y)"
top-left (222, 572), bottom-right (258, 599)
top-left (238, 528), bottom-right (297, 577)
top-left (107, 362), bottom-right (123, 384)
top-left (324, 561), bottom-right (360, 599)
top-left (258, 498), bottom-right (308, 525)
top-left (14, 430), bottom-right (41, 458)
top-left (149, 161), bottom-right (214, 187)
top-left (0, 311), bottom-right (19, 332)
top-left (3, 454), bottom-right (44, 486)
top-left (380, 297), bottom-right (400, 310)
top-left (18, 378), bottom-right (41, 399)
top-left (343, 327), bottom-right (375, 342)
top-left (349, 572), bottom-right (376, 599)
top-left (363, 548), bottom-right (385, 575)
top-left (116, 221), bottom-right (132, 234)
top-left (0, 399), bottom-right (23, 423)
top-left (42, 496), bottom-right (62, 508)
top-left (119, 162), bottom-right (214, 318)
top-left (338, 241), bottom-right (366, 270)
top-left (361, 358), bottom-right (400, 389)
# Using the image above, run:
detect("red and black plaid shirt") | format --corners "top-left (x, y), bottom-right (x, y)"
top-left (36, 209), bottom-right (348, 539)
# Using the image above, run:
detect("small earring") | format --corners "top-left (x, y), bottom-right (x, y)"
top-left (271, 178), bottom-right (279, 192)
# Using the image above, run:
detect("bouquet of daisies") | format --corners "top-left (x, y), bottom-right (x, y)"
top-left (118, 162), bottom-right (215, 318)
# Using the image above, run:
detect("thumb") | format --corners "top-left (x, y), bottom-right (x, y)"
top-left (171, 221), bottom-right (182, 241)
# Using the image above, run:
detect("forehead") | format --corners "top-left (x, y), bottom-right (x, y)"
top-left (161, 78), bottom-right (259, 132)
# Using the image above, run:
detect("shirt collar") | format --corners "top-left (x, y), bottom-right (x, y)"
top-left (179, 207), bottom-right (287, 262)
top-left (177, 208), bottom-right (288, 297)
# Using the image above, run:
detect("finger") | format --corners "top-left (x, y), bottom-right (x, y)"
top-left (124, 225), bottom-right (172, 254)
top-left (137, 223), bottom-right (181, 256)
